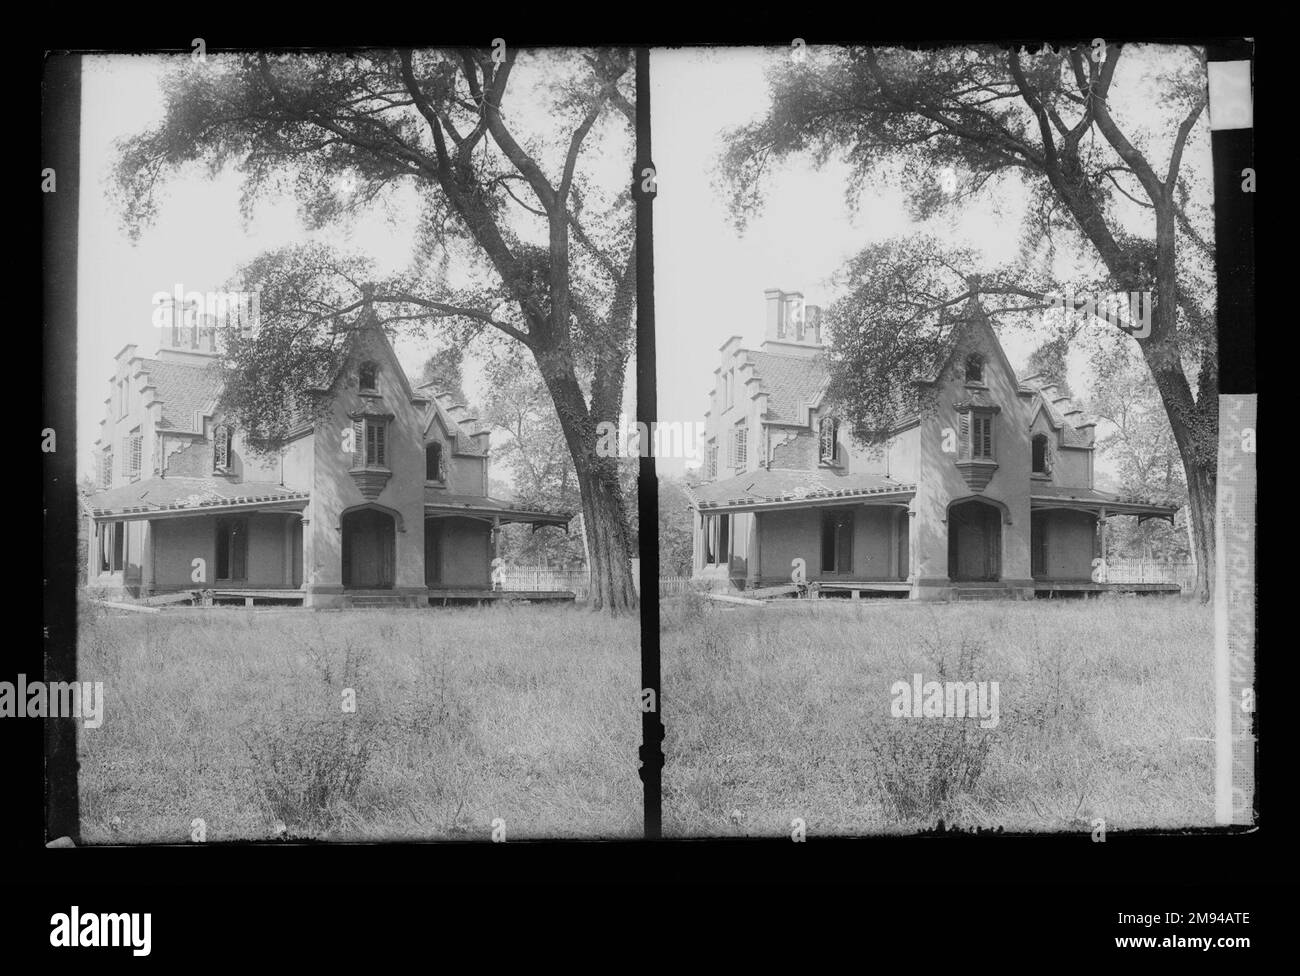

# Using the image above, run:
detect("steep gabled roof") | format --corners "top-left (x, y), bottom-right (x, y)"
top-left (1022, 373), bottom-right (1096, 448)
top-left (420, 389), bottom-right (489, 457)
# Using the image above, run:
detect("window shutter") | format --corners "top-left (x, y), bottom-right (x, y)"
top-left (959, 413), bottom-right (970, 459)
top-left (352, 420), bottom-right (364, 467)
top-left (375, 423), bottom-right (385, 466)
top-left (980, 417), bottom-right (992, 458)
top-left (735, 427), bottom-right (747, 468)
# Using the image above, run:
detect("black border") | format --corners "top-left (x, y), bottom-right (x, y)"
top-left (24, 29), bottom-right (1277, 921)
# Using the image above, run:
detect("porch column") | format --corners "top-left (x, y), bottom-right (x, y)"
top-left (300, 513), bottom-right (314, 585)
top-left (888, 508), bottom-right (899, 579)
top-left (142, 520), bottom-right (155, 594)
top-left (1095, 506), bottom-right (1108, 581)
top-left (746, 512), bottom-right (761, 586)
top-left (87, 516), bottom-right (98, 583)
top-left (283, 513), bottom-right (294, 586)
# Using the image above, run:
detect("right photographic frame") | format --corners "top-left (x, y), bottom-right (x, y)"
top-left (652, 40), bottom-right (1254, 839)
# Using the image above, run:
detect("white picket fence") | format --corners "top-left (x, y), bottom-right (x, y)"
top-left (498, 567), bottom-right (591, 598)
top-left (1102, 558), bottom-right (1196, 589)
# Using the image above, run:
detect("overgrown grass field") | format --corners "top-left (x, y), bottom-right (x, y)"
top-left (662, 594), bottom-right (1214, 836)
top-left (77, 601), bottom-right (640, 842)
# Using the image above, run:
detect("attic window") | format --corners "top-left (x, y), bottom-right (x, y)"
top-left (426, 442), bottom-right (445, 482)
top-left (213, 424), bottom-right (232, 472)
top-left (965, 354), bottom-right (985, 384)
top-left (359, 362), bottom-right (378, 392)
top-left (1032, 434), bottom-right (1050, 475)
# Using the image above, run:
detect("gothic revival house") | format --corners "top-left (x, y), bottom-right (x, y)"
top-left (687, 288), bottom-right (1178, 600)
top-left (87, 316), bottom-right (570, 607)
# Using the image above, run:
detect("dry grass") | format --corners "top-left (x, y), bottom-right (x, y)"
top-left (77, 600), bottom-right (640, 842)
top-left (662, 593), bottom-right (1214, 836)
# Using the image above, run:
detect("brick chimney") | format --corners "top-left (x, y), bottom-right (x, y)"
top-left (154, 296), bottom-right (220, 363)
top-left (761, 288), bottom-right (824, 358)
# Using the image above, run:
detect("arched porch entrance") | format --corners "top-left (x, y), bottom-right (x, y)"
top-left (948, 498), bottom-right (1002, 582)
top-left (341, 507), bottom-right (396, 589)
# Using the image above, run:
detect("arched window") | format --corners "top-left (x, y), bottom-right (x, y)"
top-left (819, 417), bottom-right (840, 464)
top-left (1032, 434), bottom-right (1050, 475)
top-left (213, 424), bottom-right (232, 471)
top-left (965, 353), bottom-right (985, 384)
top-left (426, 442), bottom-right (445, 482)
top-left (359, 362), bottom-right (378, 391)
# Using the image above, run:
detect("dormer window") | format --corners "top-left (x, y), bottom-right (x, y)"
top-left (213, 424), bottom-right (232, 472)
top-left (426, 442), bottom-right (445, 483)
top-left (819, 417), bottom-right (840, 464)
top-left (1032, 433), bottom-right (1051, 475)
top-left (965, 354), bottom-right (985, 384)
top-left (359, 362), bottom-right (379, 392)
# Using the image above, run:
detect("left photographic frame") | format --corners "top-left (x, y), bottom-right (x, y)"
top-left (44, 45), bottom-right (645, 844)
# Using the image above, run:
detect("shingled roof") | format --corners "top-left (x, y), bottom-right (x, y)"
top-left (690, 468), bottom-right (914, 511)
top-left (1021, 373), bottom-right (1096, 448)
top-left (136, 358), bottom-right (223, 431)
top-left (89, 477), bottom-right (309, 518)
top-left (746, 352), bottom-right (829, 423)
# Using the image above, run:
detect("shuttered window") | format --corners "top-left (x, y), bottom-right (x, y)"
top-left (730, 426), bottom-right (747, 469)
top-left (100, 449), bottom-right (114, 488)
top-left (126, 431), bottom-right (143, 478)
top-left (972, 415), bottom-right (993, 459)
top-left (355, 419), bottom-right (389, 468)
top-left (366, 421), bottom-right (386, 467)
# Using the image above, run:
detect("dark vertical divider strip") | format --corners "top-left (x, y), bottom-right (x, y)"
top-left (634, 48), bottom-right (664, 839)
top-left (43, 54), bottom-right (82, 844)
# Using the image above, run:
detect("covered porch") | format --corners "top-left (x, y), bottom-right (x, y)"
top-left (1030, 488), bottom-right (1181, 597)
top-left (424, 490), bottom-right (574, 604)
top-left (87, 478), bottom-right (310, 602)
top-left (690, 471), bottom-right (918, 595)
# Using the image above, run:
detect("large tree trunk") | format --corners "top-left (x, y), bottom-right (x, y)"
top-left (1141, 340), bottom-right (1216, 604)
top-left (534, 349), bottom-right (638, 614)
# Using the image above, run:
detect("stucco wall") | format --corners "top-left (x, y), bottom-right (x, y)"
top-left (435, 516), bottom-right (490, 587)
top-left (911, 318), bottom-right (1034, 596)
top-left (1029, 410), bottom-right (1092, 487)
top-left (307, 328), bottom-right (428, 595)
top-left (1044, 509), bottom-right (1096, 580)
top-left (152, 517), bottom-right (215, 588)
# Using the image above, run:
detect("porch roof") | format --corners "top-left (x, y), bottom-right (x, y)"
top-left (89, 477), bottom-right (309, 520)
top-left (1031, 485), bottom-right (1178, 519)
top-left (424, 488), bottom-right (573, 527)
top-left (690, 468), bottom-right (915, 514)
